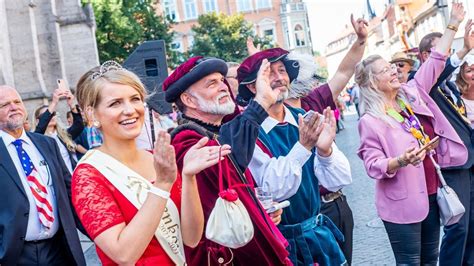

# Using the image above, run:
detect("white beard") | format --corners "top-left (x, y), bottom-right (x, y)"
top-left (192, 92), bottom-right (236, 115)
top-left (276, 90), bottom-right (289, 103)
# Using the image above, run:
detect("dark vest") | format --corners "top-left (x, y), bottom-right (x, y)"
top-left (257, 106), bottom-right (320, 225)
top-left (430, 88), bottom-right (474, 169)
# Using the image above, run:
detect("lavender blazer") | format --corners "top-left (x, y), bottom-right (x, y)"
top-left (357, 50), bottom-right (468, 224)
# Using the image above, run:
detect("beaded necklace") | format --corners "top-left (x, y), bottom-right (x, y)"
top-left (386, 98), bottom-right (430, 146)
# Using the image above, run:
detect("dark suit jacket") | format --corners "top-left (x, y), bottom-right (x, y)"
top-left (34, 108), bottom-right (84, 170)
top-left (0, 131), bottom-right (86, 265)
top-left (408, 57), bottom-right (474, 167)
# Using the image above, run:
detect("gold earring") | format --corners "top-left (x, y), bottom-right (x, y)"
top-left (93, 120), bottom-right (101, 128)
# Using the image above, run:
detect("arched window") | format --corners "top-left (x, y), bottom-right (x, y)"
top-left (294, 24), bottom-right (306, 47)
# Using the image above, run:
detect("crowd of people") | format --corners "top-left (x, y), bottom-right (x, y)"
top-left (0, 3), bottom-right (473, 266)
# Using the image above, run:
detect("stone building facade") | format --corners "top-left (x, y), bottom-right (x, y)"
top-left (0, 0), bottom-right (99, 115)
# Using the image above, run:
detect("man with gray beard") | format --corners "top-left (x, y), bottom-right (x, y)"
top-left (237, 48), bottom-right (352, 265)
top-left (0, 85), bottom-right (85, 265)
top-left (163, 56), bottom-right (294, 265)
top-left (279, 15), bottom-right (368, 265)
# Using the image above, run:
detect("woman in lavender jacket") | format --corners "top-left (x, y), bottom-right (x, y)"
top-left (355, 4), bottom-right (467, 264)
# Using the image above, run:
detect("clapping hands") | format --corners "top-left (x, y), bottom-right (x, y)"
top-left (153, 130), bottom-right (178, 188)
top-left (315, 107), bottom-right (336, 157)
top-left (182, 137), bottom-right (231, 178)
top-left (298, 107), bottom-right (336, 156)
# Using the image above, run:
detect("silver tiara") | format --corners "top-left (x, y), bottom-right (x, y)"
top-left (90, 60), bottom-right (124, 80)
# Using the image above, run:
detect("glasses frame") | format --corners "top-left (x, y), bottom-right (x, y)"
top-left (374, 64), bottom-right (397, 76)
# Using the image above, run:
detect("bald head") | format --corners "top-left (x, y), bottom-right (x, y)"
top-left (0, 85), bottom-right (27, 134)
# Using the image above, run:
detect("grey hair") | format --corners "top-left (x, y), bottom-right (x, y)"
top-left (355, 54), bottom-right (406, 127)
top-left (286, 51), bottom-right (320, 99)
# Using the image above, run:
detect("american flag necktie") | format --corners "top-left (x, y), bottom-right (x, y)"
top-left (12, 139), bottom-right (54, 229)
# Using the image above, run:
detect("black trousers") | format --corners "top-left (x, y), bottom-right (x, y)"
top-left (354, 103), bottom-right (360, 118)
top-left (439, 167), bottom-right (474, 266)
top-left (320, 194), bottom-right (354, 265)
top-left (18, 229), bottom-right (75, 266)
top-left (383, 194), bottom-right (440, 265)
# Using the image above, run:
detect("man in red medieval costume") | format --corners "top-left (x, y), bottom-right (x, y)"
top-left (162, 56), bottom-right (292, 265)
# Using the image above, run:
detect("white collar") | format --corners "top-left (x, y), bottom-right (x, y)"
top-left (261, 106), bottom-right (299, 134)
top-left (0, 129), bottom-right (32, 147)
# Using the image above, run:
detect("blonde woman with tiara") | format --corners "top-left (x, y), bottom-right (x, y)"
top-left (34, 86), bottom-right (84, 174)
top-left (356, 3), bottom-right (468, 264)
top-left (71, 61), bottom-right (230, 265)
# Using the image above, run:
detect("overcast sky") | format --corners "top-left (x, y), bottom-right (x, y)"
top-left (304, 0), bottom-right (387, 53)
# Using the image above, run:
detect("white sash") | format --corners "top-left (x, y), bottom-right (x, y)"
top-left (78, 150), bottom-right (186, 265)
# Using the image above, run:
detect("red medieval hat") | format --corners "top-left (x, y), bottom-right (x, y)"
top-left (162, 56), bottom-right (228, 103)
top-left (236, 48), bottom-right (300, 106)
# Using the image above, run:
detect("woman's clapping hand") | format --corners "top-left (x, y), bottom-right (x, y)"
top-left (153, 130), bottom-right (178, 188)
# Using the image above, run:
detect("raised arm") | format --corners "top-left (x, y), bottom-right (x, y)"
top-left (456, 19), bottom-right (474, 60)
top-left (435, 2), bottom-right (465, 55)
top-left (328, 15), bottom-right (368, 100)
top-left (34, 88), bottom-right (65, 134)
top-left (65, 90), bottom-right (84, 139)
top-left (434, 19), bottom-right (474, 88)
top-left (415, 3), bottom-right (466, 93)
top-left (219, 59), bottom-right (278, 170)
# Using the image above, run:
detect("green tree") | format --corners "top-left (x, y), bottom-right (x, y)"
top-left (189, 12), bottom-right (273, 62)
top-left (86, 0), bottom-right (179, 66)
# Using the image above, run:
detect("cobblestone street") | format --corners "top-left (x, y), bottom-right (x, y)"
top-left (82, 108), bottom-right (396, 265)
top-left (336, 109), bottom-right (395, 265)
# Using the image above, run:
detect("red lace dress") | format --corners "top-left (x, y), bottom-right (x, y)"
top-left (72, 163), bottom-right (182, 266)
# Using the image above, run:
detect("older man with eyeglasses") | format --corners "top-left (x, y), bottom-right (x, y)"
top-left (390, 51), bottom-right (415, 83)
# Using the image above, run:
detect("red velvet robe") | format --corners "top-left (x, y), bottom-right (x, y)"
top-left (172, 129), bottom-right (292, 266)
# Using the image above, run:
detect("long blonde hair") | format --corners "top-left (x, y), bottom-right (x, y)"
top-left (354, 55), bottom-right (407, 127)
top-left (33, 105), bottom-right (76, 152)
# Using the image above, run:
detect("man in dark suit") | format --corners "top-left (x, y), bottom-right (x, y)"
top-left (410, 21), bottom-right (474, 265)
top-left (0, 85), bottom-right (86, 265)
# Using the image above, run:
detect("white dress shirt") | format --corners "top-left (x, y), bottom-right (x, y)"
top-left (0, 130), bottom-right (59, 240)
top-left (51, 132), bottom-right (74, 174)
top-left (248, 106), bottom-right (352, 202)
